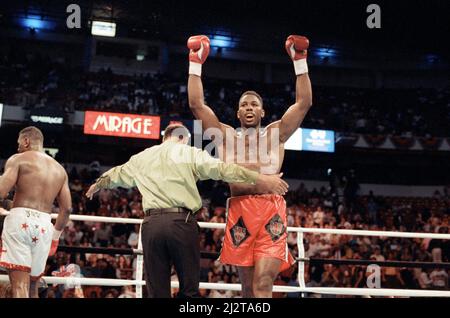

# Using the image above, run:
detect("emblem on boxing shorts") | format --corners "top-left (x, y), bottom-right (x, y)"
top-left (265, 214), bottom-right (286, 242)
top-left (230, 217), bottom-right (250, 247)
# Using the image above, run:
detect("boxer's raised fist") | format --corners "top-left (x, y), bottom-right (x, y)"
top-left (285, 35), bottom-right (309, 61)
top-left (285, 35), bottom-right (309, 75)
top-left (187, 35), bottom-right (210, 64)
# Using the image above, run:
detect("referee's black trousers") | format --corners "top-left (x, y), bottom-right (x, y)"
top-left (141, 211), bottom-right (200, 298)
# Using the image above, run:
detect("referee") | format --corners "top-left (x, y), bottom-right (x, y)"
top-left (86, 124), bottom-right (288, 298)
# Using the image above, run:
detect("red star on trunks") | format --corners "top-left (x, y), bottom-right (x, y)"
top-left (41, 228), bottom-right (46, 234)
top-left (32, 236), bottom-right (39, 244)
top-left (21, 223), bottom-right (28, 230)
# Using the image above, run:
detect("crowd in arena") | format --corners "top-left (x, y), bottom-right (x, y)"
top-left (1, 48), bottom-right (449, 298)
top-left (1, 51), bottom-right (450, 138)
top-left (2, 164), bottom-right (448, 298)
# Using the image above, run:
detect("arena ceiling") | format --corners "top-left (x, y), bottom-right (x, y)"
top-left (1, 0), bottom-right (449, 56)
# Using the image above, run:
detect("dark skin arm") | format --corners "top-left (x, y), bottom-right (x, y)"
top-left (188, 74), bottom-right (229, 137)
top-left (189, 74), bottom-right (240, 154)
top-left (267, 73), bottom-right (313, 143)
top-left (54, 171), bottom-right (72, 231)
top-left (0, 155), bottom-right (20, 199)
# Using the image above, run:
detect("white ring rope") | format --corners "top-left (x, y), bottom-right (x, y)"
top-left (53, 213), bottom-right (142, 225)
top-left (0, 275), bottom-right (448, 297)
top-left (285, 226), bottom-right (450, 239)
top-left (2, 211), bottom-right (450, 240)
top-left (1, 211), bottom-right (449, 297)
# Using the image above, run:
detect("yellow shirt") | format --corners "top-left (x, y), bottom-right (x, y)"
top-left (96, 140), bottom-right (259, 212)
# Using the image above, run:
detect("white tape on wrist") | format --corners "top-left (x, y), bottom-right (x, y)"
top-left (189, 62), bottom-right (202, 76)
top-left (52, 229), bottom-right (62, 241)
top-left (293, 59), bottom-right (308, 75)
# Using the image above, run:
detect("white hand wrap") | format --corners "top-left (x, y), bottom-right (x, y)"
top-left (52, 228), bottom-right (62, 241)
top-left (189, 62), bottom-right (202, 76)
top-left (293, 59), bottom-right (308, 75)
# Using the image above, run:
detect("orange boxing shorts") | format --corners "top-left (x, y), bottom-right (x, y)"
top-left (219, 194), bottom-right (295, 272)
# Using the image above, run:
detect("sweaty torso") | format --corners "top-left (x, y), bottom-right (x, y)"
top-left (219, 125), bottom-right (285, 197)
top-left (12, 151), bottom-right (66, 213)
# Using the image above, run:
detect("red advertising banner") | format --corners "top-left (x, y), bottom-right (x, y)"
top-left (84, 111), bottom-right (161, 139)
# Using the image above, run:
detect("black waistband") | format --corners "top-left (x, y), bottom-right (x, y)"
top-left (144, 207), bottom-right (192, 216)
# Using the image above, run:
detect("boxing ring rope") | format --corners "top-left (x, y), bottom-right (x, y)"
top-left (44, 245), bottom-right (450, 269)
top-left (298, 258), bottom-right (450, 269)
top-left (0, 275), bottom-right (449, 297)
top-left (1, 211), bottom-right (450, 297)
top-left (57, 245), bottom-right (141, 255)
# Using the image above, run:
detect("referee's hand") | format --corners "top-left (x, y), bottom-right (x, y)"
top-left (256, 173), bottom-right (289, 195)
top-left (86, 183), bottom-right (100, 200)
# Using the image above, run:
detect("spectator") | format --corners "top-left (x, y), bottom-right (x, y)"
top-left (93, 223), bottom-right (112, 247)
top-left (382, 252), bottom-right (405, 289)
top-left (127, 225), bottom-right (140, 248)
top-left (2, 158), bottom-right (447, 297)
top-left (370, 246), bottom-right (385, 261)
top-left (429, 268), bottom-right (449, 290)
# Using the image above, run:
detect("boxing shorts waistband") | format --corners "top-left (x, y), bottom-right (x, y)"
top-left (228, 193), bottom-right (285, 202)
top-left (9, 207), bottom-right (52, 221)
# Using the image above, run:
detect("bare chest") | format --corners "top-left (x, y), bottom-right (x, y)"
top-left (218, 133), bottom-right (285, 174)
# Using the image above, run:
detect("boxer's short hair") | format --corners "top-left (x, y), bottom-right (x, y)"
top-left (163, 124), bottom-right (190, 141)
top-left (19, 126), bottom-right (44, 145)
top-left (239, 91), bottom-right (263, 108)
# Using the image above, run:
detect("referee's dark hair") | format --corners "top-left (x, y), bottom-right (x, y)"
top-left (162, 123), bottom-right (190, 142)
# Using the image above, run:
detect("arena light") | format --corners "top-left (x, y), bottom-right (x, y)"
top-left (91, 21), bottom-right (116, 37)
top-left (17, 15), bottom-right (55, 30)
top-left (210, 35), bottom-right (235, 48)
top-left (0, 103), bottom-right (3, 127)
top-left (314, 47), bottom-right (337, 58)
top-left (425, 53), bottom-right (439, 64)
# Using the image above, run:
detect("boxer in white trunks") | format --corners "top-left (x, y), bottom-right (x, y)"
top-left (0, 126), bottom-right (72, 297)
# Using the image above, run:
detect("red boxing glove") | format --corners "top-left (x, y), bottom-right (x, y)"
top-left (187, 35), bottom-right (210, 76)
top-left (285, 35), bottom-right (309, 75)
top-left (48, 228), bottom-right (62, 256)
